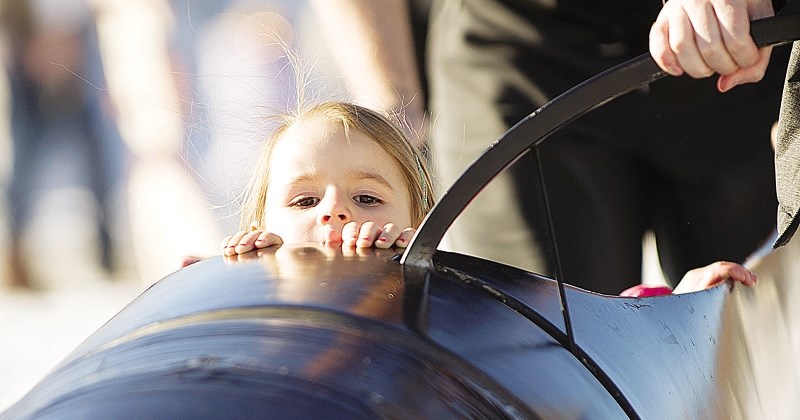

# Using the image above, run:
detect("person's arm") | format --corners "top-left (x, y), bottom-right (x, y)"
top-left (649, 0), bottom-right (775, 92)
top-left (620, 261), bottom-right (758, 297)
top-left (672, 260), bottom-right (758, 293)
top-left (308, 0), bottom-right (426, 147)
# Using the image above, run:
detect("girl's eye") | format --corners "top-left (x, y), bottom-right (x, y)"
top-left (291, 197), bottom-right (320, 208)
top-left (354, 195), bottom-right (383, 206)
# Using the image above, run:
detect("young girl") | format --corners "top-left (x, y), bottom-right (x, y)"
top-left (220, 101), bottom-right (434, 256)
top-left (211, 100), bottom-right (757, 296)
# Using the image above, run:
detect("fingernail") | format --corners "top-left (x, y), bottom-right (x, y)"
top-left (665, 63), bottom-right (682, 76)
top-left (722, 78), bottom-right (739, 93)
top-left (377, 237), bottom-right (387, 242)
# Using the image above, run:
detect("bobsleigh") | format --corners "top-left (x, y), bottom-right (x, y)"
top-left (3, 13), bottom-right (800, 420)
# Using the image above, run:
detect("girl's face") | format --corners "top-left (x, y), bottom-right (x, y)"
top-left (262, 118), bottom-right (413, 244)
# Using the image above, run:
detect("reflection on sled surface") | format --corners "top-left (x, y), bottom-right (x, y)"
top-left (2, 242), bottom-right (799, 419)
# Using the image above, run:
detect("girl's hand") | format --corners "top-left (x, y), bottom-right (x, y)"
top-left (341, 221), bottom-right (416, 249)
top-left (673, 261), bottom-right (758, 294)
top-left (221, 230), bottom-right (283, 256)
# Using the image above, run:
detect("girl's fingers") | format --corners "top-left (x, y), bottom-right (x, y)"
top-left (394, 227), bottom-right (416, 248)
top-left (341, 222), bottom-right (417, 249)
top-left (220, 235), bottom-right (233, 253)
top-left (375, 223), bottom-right (402, 249)
top-left (355, 221), bottom-right (381, 248)
top-left (255, 231), bottom-right (283, 249)
top-left (234, 230), bottom-right (263, 255)
top-left (222, 231), bottom-right (249, 256)
top-left (223, 230), bottom-right (284, 256)
top-left (342, 221), bottom-right (360, 247)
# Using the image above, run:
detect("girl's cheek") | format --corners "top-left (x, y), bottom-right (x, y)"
top-left (292, 217), bottom-right (321, 243)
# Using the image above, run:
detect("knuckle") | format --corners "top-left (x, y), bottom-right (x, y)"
top-left (670, 37), bottom-right (693, 55)
top-left (686, 66), bottom-right (714, 78)
top-left (383, 223), bottom-right (400, 235)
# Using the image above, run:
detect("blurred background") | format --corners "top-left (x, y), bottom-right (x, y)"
top-left (0, 0), bottom-right (345, 409)
top-left (1, 0), bottom-right (775, 411)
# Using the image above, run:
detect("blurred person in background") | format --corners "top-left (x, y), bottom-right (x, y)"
top-left (0, 31), bottom-right (13, 290)
top-left (91, 0), bottom-right (340, 285)
top-left (0, 0), bottom-right (124, 289)
top-left (170, 0), bottom-right (308, 234)
top-left (89, 0), bottom-right (223, 285)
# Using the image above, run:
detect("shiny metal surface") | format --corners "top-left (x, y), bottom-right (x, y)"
top-left (435, 246), bottom-right (800, 419)
top-left (3, 245), bottom-right (624, 419)
top-left (4, 242), bottom-right (799, 419)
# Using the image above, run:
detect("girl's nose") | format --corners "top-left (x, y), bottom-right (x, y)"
top-left (317, 192), bottom-right (351, 225)
top-left (320, 213), bottom-right (350, 224)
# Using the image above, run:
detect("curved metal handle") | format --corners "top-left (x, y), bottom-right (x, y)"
top-left (401, 13), bottom-right (800, 270)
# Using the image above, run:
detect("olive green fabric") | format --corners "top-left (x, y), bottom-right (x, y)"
top-left (775, 43), bottom-right (800, 247)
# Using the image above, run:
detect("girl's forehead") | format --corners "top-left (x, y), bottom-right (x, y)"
top-left (277, 118), bottom-right (346, 149)
top-left (269, 118), bottom-right (404, 177)
top-left (274, 118), bottom-right (380, 156)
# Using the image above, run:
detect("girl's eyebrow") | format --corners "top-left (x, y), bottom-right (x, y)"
top-left (349, 170), bottom-right (394, 190)
top-left (285, 174), bottom-right (317, 185)
top-left (278, 174), bottom-right (317, 191)
top-left (282, 171), bottom-right (394, 191)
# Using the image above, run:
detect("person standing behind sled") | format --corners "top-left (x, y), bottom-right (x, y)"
top-left (650, 0), bottom-right (800, 248)
top-left (310, 0), bottom-right (789, 296)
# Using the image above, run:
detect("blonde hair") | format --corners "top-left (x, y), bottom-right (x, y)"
top-left (240, 101), bottom-right (434, 230)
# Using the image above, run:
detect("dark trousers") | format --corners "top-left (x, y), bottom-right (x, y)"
top-left (428, 0), bottom-right (785, 294)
